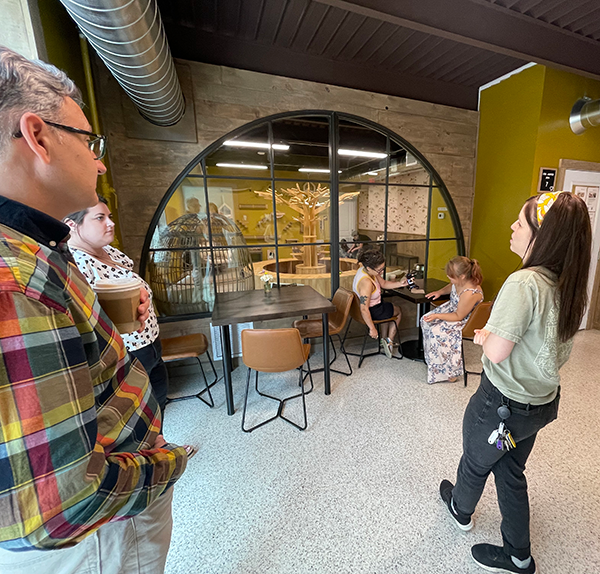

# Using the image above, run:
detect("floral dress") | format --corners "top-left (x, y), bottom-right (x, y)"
top-left (420, 284), bottom-right (483, 384)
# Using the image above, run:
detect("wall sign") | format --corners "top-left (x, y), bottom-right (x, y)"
top-left (538, 168), bottom-right (557, 192)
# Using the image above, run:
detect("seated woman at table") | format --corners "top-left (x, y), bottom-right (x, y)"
top-left (353, 249), bottom-right (408, 359)
top-left (64, 197), bottom-right (171, 423)
top-left (421, 256), bottom-right (484, 384)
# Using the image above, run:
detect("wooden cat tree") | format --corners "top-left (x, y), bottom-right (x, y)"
top-left (255, 182), bottom-right (359, 274)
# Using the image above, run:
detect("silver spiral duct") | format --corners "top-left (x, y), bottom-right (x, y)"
top-left (60, 0), bottom-right (185, 126)
top-left (570, 97), bottom-right (600, 135)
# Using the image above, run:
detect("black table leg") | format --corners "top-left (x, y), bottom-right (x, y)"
top-left (402, 301), bottom-right (431, 362)
top-left (322, 313), bottom-right (331, 395)
top-left (220, 325), bottom-right (235, 415)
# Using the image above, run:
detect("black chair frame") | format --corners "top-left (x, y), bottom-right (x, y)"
top-left (342, 319), bottom-right (403, 368)
top-left (461, 337), bottom-right (480, 387)
top-left (242, 358), bottom-right (314, 432)
top-left (165, 351), bottom-right (219, 407)
top-left (300, 333), bottom-right (353, 382)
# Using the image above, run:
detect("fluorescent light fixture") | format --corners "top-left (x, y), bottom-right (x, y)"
top-left (223, 140), bottom-right (290, 151)
top-left (216, 163), bottom-right (268, 170)
top-left (367, 172), bottom-right (378, 176)
top-left (299, 168), bottom-right (330, 173)
top-left (338, 148), bottom-right (387, 159)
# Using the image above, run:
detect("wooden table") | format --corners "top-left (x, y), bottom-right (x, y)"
top-left (389, 278), bottom-right (449, 362)
top-left (211, 286), bottom-right (337, 415)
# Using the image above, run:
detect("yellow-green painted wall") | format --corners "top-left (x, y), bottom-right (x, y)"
top-left (37, 0), bottom-right (88, 107)
top-left (471, 65), bottom-right (545, 297)
top-left (531, 67), bottom-right (600, 195)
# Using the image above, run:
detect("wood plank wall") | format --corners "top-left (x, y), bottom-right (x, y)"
top-left (94, 58), bottom-right (479, 270)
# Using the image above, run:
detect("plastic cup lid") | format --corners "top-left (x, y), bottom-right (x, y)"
top-left (93, 277), bottom-right (141, 292)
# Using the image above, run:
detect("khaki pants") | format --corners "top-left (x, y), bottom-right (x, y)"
top-left (0, 488), bottom-right (174, 574)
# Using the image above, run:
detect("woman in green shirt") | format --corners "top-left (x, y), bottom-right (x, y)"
top-left (439, 192), bottom-right (592, 574)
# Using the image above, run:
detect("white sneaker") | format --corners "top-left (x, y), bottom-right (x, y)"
top-left (383, 337), bottom-right (394, 359)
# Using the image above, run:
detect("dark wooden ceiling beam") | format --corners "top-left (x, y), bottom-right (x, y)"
top-left (163, 26), bottom-right (479, 109)
top-left (313, 0), bottom-right (600, 79)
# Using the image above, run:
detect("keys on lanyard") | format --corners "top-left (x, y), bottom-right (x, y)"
top-left (487, 404), bottom-right (516, 451)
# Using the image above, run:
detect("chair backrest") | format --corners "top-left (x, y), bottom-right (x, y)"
top-left (330, 287), bottom-right (354, 331)
top-left (462, 301), bottom-right (493, 339)
top-left (349, 292), bottom-right (366, 325)
top-left (242, 328), bottom-right (306, 372)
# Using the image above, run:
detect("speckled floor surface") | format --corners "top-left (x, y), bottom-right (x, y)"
top-left (162, 330), bottom-right (600, 574)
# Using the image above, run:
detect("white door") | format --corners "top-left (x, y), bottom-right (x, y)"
top-left (338, 198), bottom-right (357, 241)
top-left (562, 169), bottom-right (600, 329)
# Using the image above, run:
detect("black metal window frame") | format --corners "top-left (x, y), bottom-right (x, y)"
top-left (140, 110), bottom-right (465, 322)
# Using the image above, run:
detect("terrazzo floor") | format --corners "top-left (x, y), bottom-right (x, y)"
top-left (162, 330), bottom-right (600, 574)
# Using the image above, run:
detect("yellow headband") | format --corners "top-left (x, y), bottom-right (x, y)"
top-left (536, 191), bottom-right (563, 225)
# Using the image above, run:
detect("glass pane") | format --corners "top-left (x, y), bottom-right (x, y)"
top-left (389, 139), bottom-right (430, 186)
top-left (338, 119), bottom-right (387, 182)
top-left (188, 163), bottom-right (204, 176)
top-left (271, 180), bottom-right (330, 245)
top-left (152, 177), bottom-right (206, 228)
top-left (387, 185), bottom-right (429, 236)
top-left (345, 182), bottom-right (385, 243)
top-left (203, 178), bottom-right (275, 247)
top-left (205, 123), bottom-right (271, 177)
top-left (383, 241), bottom-right (427, 278)
top-left (427, 240), bottom-right (460, 283)
top-left (429, 187), bottom-right (458, 239)
top-left (146, 178), bottom-right (212, 316)
top-left (272, 115), bottom-right (330, 181)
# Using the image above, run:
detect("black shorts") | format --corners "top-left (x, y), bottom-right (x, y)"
top-left (369, 301), bottom-right (394, 321)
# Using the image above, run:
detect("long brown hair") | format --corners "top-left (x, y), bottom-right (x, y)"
top-left (522, 193), bottom-right (592, 342)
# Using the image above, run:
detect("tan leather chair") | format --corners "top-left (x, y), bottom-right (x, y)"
top-left (241, 328), bottom-right (313, 432)
top-left (292, 287), bottom-right (354, 376)
top-left (461, 301), bottom-right (493, 387)
top-left (161, 333), bottom-right (217, 407)
top-left (342, 292), bottom-right (403, 368)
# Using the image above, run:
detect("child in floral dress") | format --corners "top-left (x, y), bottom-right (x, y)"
top-left (421, 257), bottom-right (484, 384)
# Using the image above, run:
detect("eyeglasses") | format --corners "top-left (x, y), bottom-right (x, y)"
top-left (13, 120), bottom-right (107, 160)
top-left (372, 266), bottom-right (385, 275)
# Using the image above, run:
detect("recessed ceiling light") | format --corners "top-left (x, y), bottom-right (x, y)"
top-left (223, 140), bottom-right (290, 151)
top-left (338, 148), bottom-right (387, 159)
top-left (216, 163), bottom-right (268, 170)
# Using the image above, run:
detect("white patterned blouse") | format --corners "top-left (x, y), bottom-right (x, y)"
top-left (70, 245), bottom-right (159, 352)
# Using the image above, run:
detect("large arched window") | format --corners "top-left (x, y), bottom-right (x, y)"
top-left (140, 111), bottom-right (465, 319)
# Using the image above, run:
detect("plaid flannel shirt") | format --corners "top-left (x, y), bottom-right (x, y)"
top-left (0, 197), bottom-right (187, 551)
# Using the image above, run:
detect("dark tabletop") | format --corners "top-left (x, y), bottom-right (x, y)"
top-left (389, 278), bottom-right (449, 305)
top-left (211, 285), bottom-right (337, 326)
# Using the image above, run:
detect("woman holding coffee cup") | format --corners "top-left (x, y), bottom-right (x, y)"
top-left (65, 197), bottom-right (169, 420)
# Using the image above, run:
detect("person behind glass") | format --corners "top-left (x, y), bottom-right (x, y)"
top-left (64, 196), bottom-right (169, 420)
top-left (353, 248), bottom-right (408, 358)
top-left (440, 192), bottom-right (591, 574)
top-left (420, 256), bottom-right (484, 384)
top-left (346, 232), bottom-right (364, 258)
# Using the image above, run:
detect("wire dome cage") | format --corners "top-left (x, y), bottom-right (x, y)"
top-left (147, 211), bottom-right (254, 316)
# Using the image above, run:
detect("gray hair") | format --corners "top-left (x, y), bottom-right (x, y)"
top-left (0, 46), bottom-right (82, 154)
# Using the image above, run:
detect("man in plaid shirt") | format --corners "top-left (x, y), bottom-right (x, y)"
top-left (0, 47), bottom-right (188, 573)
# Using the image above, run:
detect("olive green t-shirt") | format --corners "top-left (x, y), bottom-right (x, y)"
top-left (483, 267), bottom-right (573, 405)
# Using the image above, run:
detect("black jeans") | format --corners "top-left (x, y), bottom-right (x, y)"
top-left (452, 372), bottom-right (560, 559)
top-left (130, 337), bottom-right (169, 424)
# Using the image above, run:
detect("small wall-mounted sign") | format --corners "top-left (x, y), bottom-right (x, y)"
top-left (538, 168), bottom-right (557, 192)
